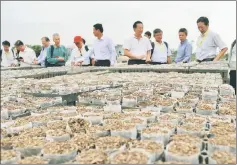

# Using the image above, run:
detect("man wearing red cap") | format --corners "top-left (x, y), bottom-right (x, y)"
top-left (66, 36), bottom-right (92, 66)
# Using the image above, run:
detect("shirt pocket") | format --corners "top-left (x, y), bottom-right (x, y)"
top-left (204, 39), bottom-right (216, 50)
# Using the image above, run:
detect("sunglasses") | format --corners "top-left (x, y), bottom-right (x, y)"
top-left (75, 42), bottom-right (80, 45)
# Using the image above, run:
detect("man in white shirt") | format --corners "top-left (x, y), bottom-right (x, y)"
top-left (14, 40), bottom-right (37, 67)
top-left (33, 37), bottom-right (50, 67)
top-left (228, 39), bottom-right (236, 93)
top-left (1, 41), bottom-right (17, 67)
top-left (195, 17), bottom-right (228, 62)
top-left (66, 36), bottom-right (91, 66)
top-left (146, 29), bottom-right (172, 64)
top-left (85, 23), bottom-right (117, 67)
top-left (123, 21), bottom-right (152, 65)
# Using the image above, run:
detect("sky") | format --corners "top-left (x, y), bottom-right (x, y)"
top-left (1, 1), bottom-right (236, 51)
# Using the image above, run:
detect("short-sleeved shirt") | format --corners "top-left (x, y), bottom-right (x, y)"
top-left (196, 30), bottom-right (227, 61)
top-left (18, 46), bottom-right (37, 67)
top-left (123, 36), bottom-right (152, 60)
top-left (151, 41), bottom-right (172, 63)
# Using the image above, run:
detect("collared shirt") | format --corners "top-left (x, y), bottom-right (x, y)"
top-left (196, 30), bottom-right (227, 61)
top-left (66, 45), bottom-right (90, 66)
top-left (1, 48), bottom-right (17, 67)
top-left (18, 46), bottom-right (37, 67)
top-left (85, 36), bottom-right (117, 65)
top-left (123, 35), bottom-right (152, 60)
top-left (37, 46), bottom-right (49, 67)
top-left (228, 42), bottom-right (236, 70)
top-left (151, 41), bottom-right (172, 63)
top-left (175, 40), bottom-right (192, 63)
top-left (46, 45), bottom-right (69, 65)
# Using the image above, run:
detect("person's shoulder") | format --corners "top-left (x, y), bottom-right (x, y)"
top-left (208, 30), bottom-right (219, 37)
top-left (186, 40), bottom-right (192, 46)
top-left (71, 48), bottom-right (78, 52)
top-left (124, 36), bottom-right (135, 43)
top-left (60, 45), bottom-right (66, 49)
top-left (142, 37), bottom-right (150, 42)
top-left (25, 46), bottom-right (35, 52)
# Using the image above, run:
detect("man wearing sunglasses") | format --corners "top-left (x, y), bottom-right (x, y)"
top-left (66, 36), bottom-right (91, 66)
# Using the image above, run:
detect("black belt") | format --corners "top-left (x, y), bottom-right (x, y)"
top-left (197, 58), bottom-right (214, 63)
top-left (151, 62), bottom-right (167, 65)
top-left (128, 59), bottom-right (146, 65)
top-left (95, 60), bottom-right (110, 67)
top-left (82, 64), bottom-right (90, 67)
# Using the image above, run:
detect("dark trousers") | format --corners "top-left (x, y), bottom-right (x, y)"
top-left (128, 59), bottom-right (146, 65)
top-left (229, 70), bottom-right (236, 94)
top-left (95, 60), bottom-right (110, 67)
top-left (197, 58), bottom-right (214, 63)
top-left (151, 62), bottom-right (167, 65)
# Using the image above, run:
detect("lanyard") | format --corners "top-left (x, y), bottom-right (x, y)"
top-left (198, 30), bottom-right (209, 48)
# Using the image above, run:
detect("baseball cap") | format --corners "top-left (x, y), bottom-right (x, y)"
top-left (74, 36), bottom-right (82, 43)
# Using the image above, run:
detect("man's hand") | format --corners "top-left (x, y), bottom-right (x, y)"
top-left (91, 59), bottom-right (95, 66)
top-left (75, 61), bottom-right (83, 66)
top-left (33, 60), bottom-right (38, 65)
top-left (58, 57), bottom-right (65, 62)
top-left (10, 63), bottom-right (16, 67)
top-left (213, 58), bottom-right (218, 62)
top-left (145, 57), bottom-right (151, 63)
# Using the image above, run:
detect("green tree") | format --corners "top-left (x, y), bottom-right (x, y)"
top-left (27, 45), bottom-right (42, 57)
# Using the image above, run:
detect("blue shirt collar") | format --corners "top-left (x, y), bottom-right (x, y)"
top-left (180, 39), bottom-right (188, 45)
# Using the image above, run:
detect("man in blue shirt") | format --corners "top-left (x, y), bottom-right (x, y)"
top-left (33, 37), bottom-right (50, 67)
top-left (175, 28), bottom-right (192, 63)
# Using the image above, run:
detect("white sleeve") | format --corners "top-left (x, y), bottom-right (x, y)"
top-left (213, 33), bottom-right (227, 50)
top-left (168, 48), bottom-right (172, 56)
top-left (22, 51), bottom-right (35, 64)
top-left (147, 39), bottom-right (152, 51)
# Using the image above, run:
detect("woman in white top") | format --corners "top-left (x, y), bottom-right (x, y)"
top-left (1, 41), bottom-right (17, 67)
top-left (66, 36), bottom-right (90, 67)
top-left (228, 39), bottom-right (236, 93)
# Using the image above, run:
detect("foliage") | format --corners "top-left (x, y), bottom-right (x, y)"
top-left (27, 45), bottom-right (42, 57)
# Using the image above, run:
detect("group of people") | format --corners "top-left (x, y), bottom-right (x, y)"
top-left (0, 16), bottom-right (236, 91)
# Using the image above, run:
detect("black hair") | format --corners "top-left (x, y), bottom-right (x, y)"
top-left (153, 29), bottom-right (163, 35)
top-left (14, 40), bottom-right (24, 47)
top-left (2, 40), bottom-right (10, 47)
top-left (41, 37), bottom-right (50, 42)
top-left (145, 31), bottom-right (151, 37)
top-left (82, 38), bottom-right (86, 45)
top-left (197, 17), bottom-right (209, 26)
top-left (133, 21), bottom-right (143, 29)
top-left (179, 28), bottom-right (188, 36)
top-left (93, 23), bottom-right (103, 33)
